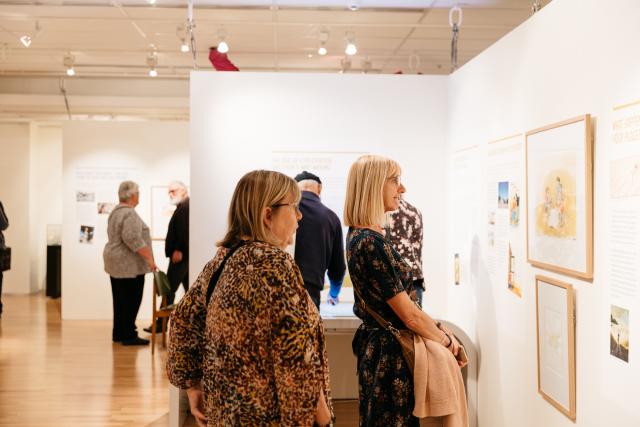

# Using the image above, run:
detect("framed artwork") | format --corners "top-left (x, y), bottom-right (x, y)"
top-left (535, 275), bottom-right (576, 420)
top-left (150, 186), bottom-right (176, 240)
top-left (525, 115), bottom-right (593, 279)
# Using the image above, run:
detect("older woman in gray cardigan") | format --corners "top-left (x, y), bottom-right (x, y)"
top-left (103, 181), bottom-right (157, 346)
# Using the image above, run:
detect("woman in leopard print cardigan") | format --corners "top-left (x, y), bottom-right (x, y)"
top-left (166, 170), bottom-right (333, 427)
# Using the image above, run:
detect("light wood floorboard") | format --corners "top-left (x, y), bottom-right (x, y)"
top-left (0, 293), bottom-right (360, 426)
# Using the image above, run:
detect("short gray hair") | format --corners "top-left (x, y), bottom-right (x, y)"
top-left (118, 180), bottom-right (139, 202)
top-left (169, 180), bottom-right (188, 191)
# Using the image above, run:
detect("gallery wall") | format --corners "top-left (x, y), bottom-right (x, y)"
top-left (0, 123), bottom-right (32, 295)
top-left (190, 72), bottom-right (449, 316)
top-left (446, 0), bottom-right (640, 426)
top-left (29, 124), bottom-right (63, 292)
top-left (62, 121), bottom-right (189, 320)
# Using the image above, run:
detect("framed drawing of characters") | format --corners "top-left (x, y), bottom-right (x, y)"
top-left (526, 115), bottom-right (593, 279)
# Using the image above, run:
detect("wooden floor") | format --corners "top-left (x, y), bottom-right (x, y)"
top-left (0, 293), bottom-right (359, 427)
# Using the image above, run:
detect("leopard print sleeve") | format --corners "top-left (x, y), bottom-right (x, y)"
top-left (166, 248), bottom-right (226, 389)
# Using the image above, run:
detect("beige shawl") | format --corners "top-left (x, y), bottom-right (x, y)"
top-left (412, 335), bottom-right (468, 427)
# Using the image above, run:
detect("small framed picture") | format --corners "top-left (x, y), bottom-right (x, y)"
top-left (535, 275), bottom-right (576, 420)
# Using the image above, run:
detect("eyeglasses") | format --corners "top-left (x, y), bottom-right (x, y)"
top-left (271, 202), bottom-right (300, 213)
top-left (387, 175), bottom-right (402, 185)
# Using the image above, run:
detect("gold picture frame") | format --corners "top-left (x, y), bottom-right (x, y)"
top-left (525, 115), bottom-right (593, 280)
top-left (535, 275), bottom-right (576, 420)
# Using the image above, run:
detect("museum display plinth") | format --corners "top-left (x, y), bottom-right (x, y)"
top-left (46, 245), bottom-right (61, 299)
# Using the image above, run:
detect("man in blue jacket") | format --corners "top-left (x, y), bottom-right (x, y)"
top-left (293, 171), bottom-right (345, 309)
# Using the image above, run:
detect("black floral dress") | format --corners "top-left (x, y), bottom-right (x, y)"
top-left (347, 227), bottom-right (418, 427)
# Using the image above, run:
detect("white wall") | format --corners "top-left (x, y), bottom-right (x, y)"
top-left (190, 71), bottom-right (449, 316)
top-left (62, 121), bottom-right (188, 320)
top-left (29, 124), bottom-right (63, 292)
top-left (447, 0), bottom-right (640, 426)
top-left (0, 123), bottom-right (32, 294)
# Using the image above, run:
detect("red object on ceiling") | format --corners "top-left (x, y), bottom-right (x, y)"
top-left (208, 48), bottom-right (239, 72)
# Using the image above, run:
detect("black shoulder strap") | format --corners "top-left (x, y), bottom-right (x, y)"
top-left (205, 241), bottom-right (247, 305)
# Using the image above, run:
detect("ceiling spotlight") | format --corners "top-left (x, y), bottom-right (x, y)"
top-left (318, 30), bottom-right (329, 56)
top-left (63, 54), bottom-right (75, 76)
top-left (345, 42), bottom-right (357, 56)
top-left (345, 32), bottom-right (357, 56)
top-left (217, 40), bottom-right (229, 54)
top-left (19, 21), bottom-right (41, 48)
top-left (147, 0), bottom-right (156, 4)
top-left (217, 28), bottom-right (229, 53)
top-left (20, 35), bottom-right (32, 48)
top-left (146, 52), bottom-right (158, 77)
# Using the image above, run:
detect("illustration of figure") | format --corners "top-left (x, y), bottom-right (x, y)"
top-left (555, 176), bottom-right (565, 228)
top-left (543, 186), bottom-right (553, 226)
top-left (617, 332), bottom-right (621, 355)
top-left (510, 190), bottom-right (520, 225)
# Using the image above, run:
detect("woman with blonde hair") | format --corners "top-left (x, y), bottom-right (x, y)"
top-left (167, 170), bottom-right (332, 427)
top-left (344, 155), bottom-right (462, 427)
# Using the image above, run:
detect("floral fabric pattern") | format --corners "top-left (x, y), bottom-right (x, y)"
top-left (387, 199), bottom-right (424, 283)
top-left (167, 241), bottom-right (332, 426)
top-left (347, 227), bottom-right (418, 427)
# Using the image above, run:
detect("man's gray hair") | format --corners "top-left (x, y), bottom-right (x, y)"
top-left (118, 180), bottom-right (139, 202)
top-left (169, 180), bottom-right (188, 191)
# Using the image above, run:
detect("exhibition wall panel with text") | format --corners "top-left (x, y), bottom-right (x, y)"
top-left (447, 0), bottom-right (640, 425)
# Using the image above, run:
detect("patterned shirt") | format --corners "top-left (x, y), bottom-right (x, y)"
top-left (103, 204), bottom-right (152, 278)
top-left (386, 199), bottom-right (424, 283)
top-left (166, 241), bottom-right (332, 426)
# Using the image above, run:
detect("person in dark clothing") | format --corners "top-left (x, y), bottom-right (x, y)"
top-left (145, 180), bottom-right (189, 333)
top-left (293, 171), bottom-right (346, 309)
top-left (0, 201), bottom-right (9, 318)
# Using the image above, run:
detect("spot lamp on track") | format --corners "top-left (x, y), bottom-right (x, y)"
top-left (63, 54), bottom-right (75, 76)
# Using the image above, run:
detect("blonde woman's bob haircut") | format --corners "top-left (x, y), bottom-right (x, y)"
top-left (344, 155), bottom-right (401, 227)
top-left (218, 170), bottom-right (301, 248)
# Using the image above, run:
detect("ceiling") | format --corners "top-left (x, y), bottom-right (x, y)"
top-left (0, 0), bottom-right (552, 79)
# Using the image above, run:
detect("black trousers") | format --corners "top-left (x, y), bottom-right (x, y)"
top-left (0, 271), bottom-right (3, 315)
top-left (110, 275), bottom-right (145, 341)
top-left (166, 260), bottom-right (189, 306)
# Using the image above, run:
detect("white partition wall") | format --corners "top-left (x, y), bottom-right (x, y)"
top-left (447, 0), bottom-right (640, 426)
top-left (190, 72), bottom-right (449, 316)
top-left (0, 123), bottom-right (33, 295)
top-left (62, 121), bottom-right (188, 319)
